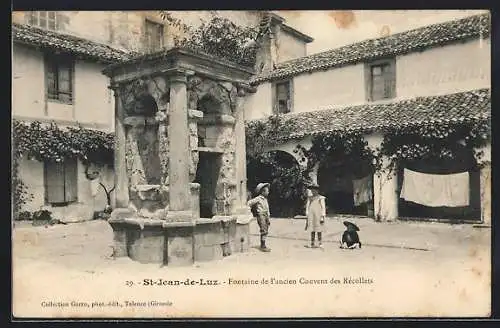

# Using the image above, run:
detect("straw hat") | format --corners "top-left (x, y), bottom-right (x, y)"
top-left (343, 221), bottom-right (360, 231)
top-left (254, 182), bottom-right (270, 195)
top-left (308, 183), bottom-right (320, 190)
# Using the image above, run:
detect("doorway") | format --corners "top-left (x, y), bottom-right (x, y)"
top-left (195, 151), bottom-right (222, 218)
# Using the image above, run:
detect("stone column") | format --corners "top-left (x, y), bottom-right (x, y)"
top-left (478, 145), bottom-right (491, 225)
top-left (166, 71), bottom-right (192, 221)
top-left (233, 87), bottom-right (249, 214)
top-left (373, 156), bottom-right (399, 221)
top-left (112, 85), bottom-right (129, 208)
top-left (366, 133), bottom-right (398, 221)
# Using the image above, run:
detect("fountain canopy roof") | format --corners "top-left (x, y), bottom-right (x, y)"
top-left (102, 47), bottom-right (256, 86)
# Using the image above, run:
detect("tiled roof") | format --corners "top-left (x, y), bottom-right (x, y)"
top-left (12, 23), bottom-right (133, 63)
top-left (247, 89), bottom-right (491, 140)
top-left (251, 13), bottom-right (490, 84)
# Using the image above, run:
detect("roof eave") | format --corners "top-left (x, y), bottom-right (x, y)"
top-left (12, 38), bottom-right (120, 65)
top-left (281, 24), bottom-right (314, 43)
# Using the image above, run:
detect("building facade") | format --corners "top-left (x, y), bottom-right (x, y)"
top-left (11, 10), bottom-right (312, 221)
top-left (12, 12), bottom-right (129, 220)
top-left (244, 13), bottom-right (491, 224)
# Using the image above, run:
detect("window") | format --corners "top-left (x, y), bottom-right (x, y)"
top-left (273, 80), bottom-right (293, 114)
top-left (144, 19), bottom-right (164, 52)
top-left (27, 11), bottom-right (58, 30)
top-left (44, 158), bottom-right (78, 206)
top-left (366, 59), bottom-right (396, 101)
top-left (45, 54), bottom-right (74, 103)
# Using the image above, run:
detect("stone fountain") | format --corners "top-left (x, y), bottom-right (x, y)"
top-left (103, 48), bottom-right (255, 266)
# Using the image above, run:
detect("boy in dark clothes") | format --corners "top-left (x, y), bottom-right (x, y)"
top-left (340, 221), bottom-right (362, 249)
top-left (247, 182), bottom-right (272, 252)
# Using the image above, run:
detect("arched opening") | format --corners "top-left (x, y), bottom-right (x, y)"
top-left (197, 94), bottom-right (223, 115)
top-left (133, 94), bottom-right (161, 184)
top-left (193, 93), bottom-right (228, 218)
top-left (397, 146), bottom-right (481, 222)
top-left (247, 150), bottom-right (306, 218)
top-left (317, 156), bottom-right (374, 216)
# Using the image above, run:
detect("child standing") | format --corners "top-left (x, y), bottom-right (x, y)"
top-left (305, 184), bottom-right (326, 248)
top-left (247, 182), bottom-right (272, 252)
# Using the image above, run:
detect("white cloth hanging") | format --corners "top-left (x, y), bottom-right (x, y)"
top-left (352, 176), bottom-right (373, 206)
top-left (400, 168), bottom-right (469, 207)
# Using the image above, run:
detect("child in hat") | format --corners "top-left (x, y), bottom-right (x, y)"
top-left (305, 184), bottom-right (326, 248)
top-left (247, 182), bottom-right (271, 252)
top-left (340, 221), bottom-right (362, 249)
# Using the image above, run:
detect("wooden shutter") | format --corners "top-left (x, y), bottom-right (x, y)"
top-left (371, 66), bottom-right (385, 101)
top-left (271, 82), bottom-right (277, 114)
top-left (64, 158), bottom-right (78, 202)
top-left (45, 161), bottom-right (65, 203)
top-left (385, 59), bottom-right (396, 98)
top-left (364, 63), bottom-right (373, 102)
top-left (58, 62), bottom-right (72, 103)
top-left (46, 59), bottom-right (57, 99)
top-left (288, 79), bottom-right (294, 113)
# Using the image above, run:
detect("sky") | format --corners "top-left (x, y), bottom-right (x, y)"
top-left (275, 10), bottom-right (489, 55)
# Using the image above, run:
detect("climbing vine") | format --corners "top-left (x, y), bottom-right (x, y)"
top-left (13, 120), bottom-right (114, 164)
top-left (379, 120), bottom-right (491, 173)
top-left (12, 120), bottom-right (115, 216)
top-left (247, 151), bottom-right (309, 217)
top-left (303, 132), bottom-right (380, 175)
top-left (159, 12), bottom-right (262, 67)
top-left (246, 114), bottom-right (294, 156)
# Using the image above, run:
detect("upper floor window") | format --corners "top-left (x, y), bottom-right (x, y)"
top-left (144, 19), bottom-right (164, 52)
top-left (366, 58), bottom-right (396, 101)
top-left (45, 54), bottom-right (74, 104)
top-left (273, 80), bottom-right (293, 114)
top-left (27, 11), bottom-right (58, 30)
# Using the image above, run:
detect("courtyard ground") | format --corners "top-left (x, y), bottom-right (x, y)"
top-left (12, 216), bottom-right (491, 318)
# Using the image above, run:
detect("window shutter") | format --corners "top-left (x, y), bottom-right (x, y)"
top-left (46, 63), bottom-right (57, 98)
top-left (64, 159), bottom-right (78, 202)
top-left (387, 60), bottom-right (396, 98)
top-left (364, 63), bottom-right (372, 102)
top-left (271, 83), bottom-right (277, 114)
top-left (288, 80), bottom-right (294, 113)
top-left (45, 161), bottom-right (65, 203)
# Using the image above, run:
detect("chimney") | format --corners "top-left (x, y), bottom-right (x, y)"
top-left (254, 12), bottom-right (285, 74)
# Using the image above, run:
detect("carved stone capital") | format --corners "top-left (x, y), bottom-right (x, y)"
top-left (169, 74), bottom-right (188, 85)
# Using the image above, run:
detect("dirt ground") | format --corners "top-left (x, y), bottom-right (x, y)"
top-left (12, 216), bottom-right (491, 318)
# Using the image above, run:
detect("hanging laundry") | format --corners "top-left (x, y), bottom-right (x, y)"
top-left (400, 168), bottom-right (469, 207)
top-left (353, 175), bottom-right (373, 206)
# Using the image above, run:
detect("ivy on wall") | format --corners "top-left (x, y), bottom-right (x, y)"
top-left (302, 132), bottom-right (380, 175)
top-left (12, 119), bottom-right (115, 216)
top-left (246, 114), bottom-right (294, 157)
top-left (246, 115), bottom-right (491, 173)
top-left (245, 114), bottom-right (490, 217)
top-left (380, 120), bottom-right (491, 173)
top-left (13, 120), bottom-right (114, 164)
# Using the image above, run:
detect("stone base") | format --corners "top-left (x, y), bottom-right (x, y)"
top-left (107, 211), bottom-right (251, 266)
